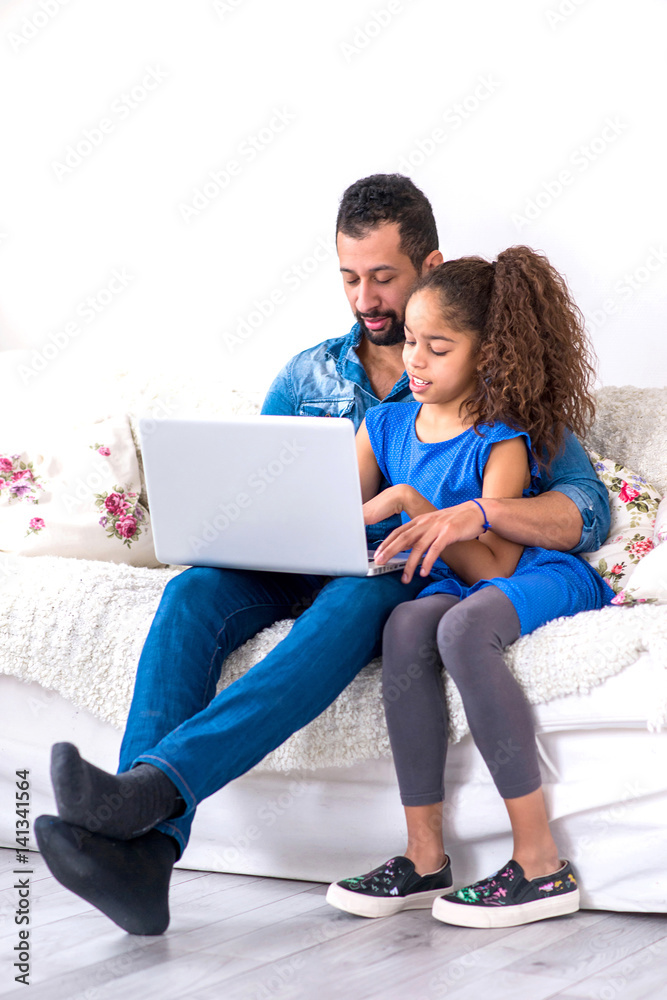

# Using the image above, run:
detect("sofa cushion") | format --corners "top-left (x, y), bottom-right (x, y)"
top-left (584, 386), bottom-right (667, 496)
top-left (581, 453), bottom-right (661, 599)
top-left (613, 543), bottom-right (667, 606)
top-left (0, 415), bottom-right (163, 568)
top-left (1, 554), bottom-right (666, 773)
top-left (655, 497), bottom-right (667, 545)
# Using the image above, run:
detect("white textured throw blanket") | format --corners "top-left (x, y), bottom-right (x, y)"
top-left (1, 553), bottom-right (666, 772)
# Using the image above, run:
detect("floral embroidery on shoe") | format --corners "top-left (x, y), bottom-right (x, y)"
top-left (447, 860), bottom-right (578, 909)
top-left (455, 887), bottom-right (481, 902)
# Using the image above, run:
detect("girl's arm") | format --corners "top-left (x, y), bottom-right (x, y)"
top-left (356, 419), bottom-right (435, 520)
top-left (356, 419), bottom-right (383, 503)
top-left (423, 437), bottom-right (529, 586)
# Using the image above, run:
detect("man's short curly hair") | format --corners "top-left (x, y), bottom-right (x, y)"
top-left (335, 174), bottom-right (439, 272)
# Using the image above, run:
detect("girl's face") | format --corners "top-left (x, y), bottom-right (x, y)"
top-left (403, 289), bottom-right (479, 407)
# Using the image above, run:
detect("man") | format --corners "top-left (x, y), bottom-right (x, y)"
top-left (35, 174), bottom-right (609, 935)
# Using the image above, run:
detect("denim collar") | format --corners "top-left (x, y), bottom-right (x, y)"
top-left (325, 323), bottom-right (411, 402)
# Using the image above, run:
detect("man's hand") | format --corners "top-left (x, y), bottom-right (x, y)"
top-left (374, 501), bottom-right (485, 582)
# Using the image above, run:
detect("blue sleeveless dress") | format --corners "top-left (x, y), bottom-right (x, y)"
top-left (365, 401), bottom-right (614, 636)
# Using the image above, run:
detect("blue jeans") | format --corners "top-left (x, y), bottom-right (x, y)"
top-left (118, 566), bottom-right (427, 856)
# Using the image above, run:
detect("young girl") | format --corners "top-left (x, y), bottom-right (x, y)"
top-left (326, 246), bottom-right (614, 928)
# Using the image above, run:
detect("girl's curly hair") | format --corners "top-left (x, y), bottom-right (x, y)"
top-left (410, 246), bottom-right (597, 468)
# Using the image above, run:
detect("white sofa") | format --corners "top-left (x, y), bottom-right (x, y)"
top-left (1, 379), bottom-right (666, 914)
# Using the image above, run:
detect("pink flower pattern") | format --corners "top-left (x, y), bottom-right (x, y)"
top-left (116, 515), bottom-right (138, 539)
top-left (25, 516), bottom-right (46, 538)
top-left (94, 481), bottom-right (147, 549)
top-left (584, 454), bottom-right (661, 602)
top-left (0, 454), bottom-right (44, 506)
top-left (625, 535), bottom-right (654, 564)
top-left (618, 482), bottom-right (641, 504)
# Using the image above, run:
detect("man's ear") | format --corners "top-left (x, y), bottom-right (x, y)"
top-left (421, 249), bottom-right (443, 273)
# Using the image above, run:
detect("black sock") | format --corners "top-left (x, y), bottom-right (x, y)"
top-left (35, 815), bottom-right (177, 935)
top-left (50, 743), bottom-right (183, 840)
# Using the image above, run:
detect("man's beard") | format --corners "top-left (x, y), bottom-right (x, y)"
top-left (356, 309), bottom-right (405, 346)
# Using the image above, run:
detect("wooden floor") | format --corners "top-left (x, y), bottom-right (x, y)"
top-left (1, 848), bottom-right (666, 1000)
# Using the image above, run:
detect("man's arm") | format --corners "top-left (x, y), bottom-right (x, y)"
top-left (539, 431), bottom-right (610, 554)
top-left (384, 438), bottom-right (530, 585)
top-left (479, 492), bottom-right (583, 548)
top-left (374, 432), bottom-right (610, 579)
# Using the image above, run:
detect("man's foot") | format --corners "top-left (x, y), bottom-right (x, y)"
top-left (432, 859), bottom-right (579, 929)
top-left (51, 742), bottom-right (181, 840)
top-left (34, 815), bottom-right (177, 935)
top-left (326, 856), bottom-right (452, 918)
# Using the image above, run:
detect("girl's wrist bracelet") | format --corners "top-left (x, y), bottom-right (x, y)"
top-left (471, 498), bottom-right (491, 534)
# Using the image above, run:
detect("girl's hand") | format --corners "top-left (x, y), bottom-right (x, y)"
top-left (363, 485), bottom-right (436, 525)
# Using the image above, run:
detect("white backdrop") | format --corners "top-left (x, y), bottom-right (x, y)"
top-left (1, 0), bottom-right (666, 419)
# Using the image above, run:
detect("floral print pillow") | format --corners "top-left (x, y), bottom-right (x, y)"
top-left (614, 542), bottom-right (667, 606)
top-left (654, 497), bottom-right (667, 547)
top-left (582, 452), bottom-right (662, 605)
top-left (0, 455), bottom-right (46, 509)
top-left (0, 415), bottom-right (162, 568)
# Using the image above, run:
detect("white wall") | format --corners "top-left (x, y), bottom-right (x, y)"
top-left (1, 0), bottom-right (665, 411)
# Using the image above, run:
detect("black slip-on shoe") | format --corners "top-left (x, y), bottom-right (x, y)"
top-left (432, 858), bottom-right (580, 928)
top-left (326, 855), bottom-right (453, 918)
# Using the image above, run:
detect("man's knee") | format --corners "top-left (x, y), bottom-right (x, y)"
top-left (162, 566), bottom-right (221, 605)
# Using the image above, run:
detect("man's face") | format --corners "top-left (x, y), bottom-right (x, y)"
top-left (337, 222), bottom-right (420, 346)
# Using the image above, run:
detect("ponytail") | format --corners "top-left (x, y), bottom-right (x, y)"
top-left (410, 246), bottom-right (597, 467)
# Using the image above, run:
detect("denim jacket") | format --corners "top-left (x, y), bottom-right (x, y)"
top-left (261, 323), bottom-right (610, 553)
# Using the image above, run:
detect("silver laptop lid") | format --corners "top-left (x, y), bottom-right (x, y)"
top-left (138, 415), bottom-right (372, 576)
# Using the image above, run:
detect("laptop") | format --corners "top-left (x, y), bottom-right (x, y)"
top-left (138, 415), bottom-right (410, 577)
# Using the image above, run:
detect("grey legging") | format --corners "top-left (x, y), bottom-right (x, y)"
top-left (382, 585), bottom-right (542, 806)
